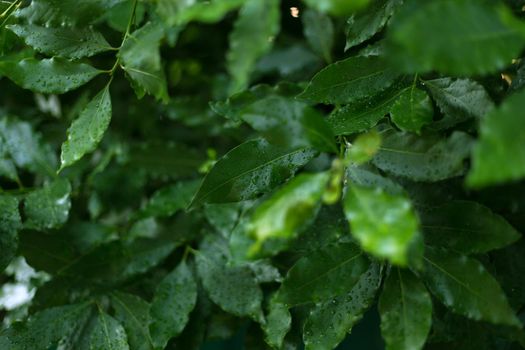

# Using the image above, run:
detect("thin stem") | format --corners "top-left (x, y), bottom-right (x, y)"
top-left (107, 0), bottom-right (138, 76)
top-left (0, 0), bottom-right (20, 28)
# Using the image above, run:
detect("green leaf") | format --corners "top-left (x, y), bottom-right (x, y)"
top-left (345, 0), bottom-right (402, 51)
top-left (111, 292), bottom-right (154, 350)
top-left (0, 303), bottom-right (92, 349)
top-left (343, 185), bottom-right (420, 266)
top-left (0, 195), bottom-right (21, 271)
top-left (7, 24), bottom-right (111, 59)
top-left (241, 96), bottom-right (336, 152)
top-left (245, 172), bottom-right (330, 258)
top-left (190, 139), bottom-right (317, 206)
top-left (304, 0), bottom-right (370, 17)
top-left (60, 84), bottom-right (112, 170)
top-left (277, 242), bottom-right (369, 306)
top-left (390, 84), bottom-right (433, 134)
top-left (379, 268), bottom-right (432, 350)
top-left (327, 80), bottom-right (409, 135)
top-left (345, 130), bottom-right (382, 165)
top-left (0, 57), bottom-right (101, 94)
top-left (303, 262), bottom-right (382, 350)
top-left (346, 164), bottom-right (404, 195)
top-left (157, 0), bottom-right (245, 27)
top-left (467, 89), bottom-right (525, 188)
top-left (139, 180), bottom-right (199, 219)
top-left (150, 261), bottom-right (197, 349)
top-left (372, 128), bottom-right (473, 182)
top-left (422, 247), bottom-right (520, 327)
top-left (89, 310), bottom-right (129, 350)
top-left (387, 0), bottom-right (525, 75)
top-left (119, 22), bottom-right (169, 103)
top-left (196, 235), bottom-right (263, 320)
top-left (298, 56), bottom-right (400, 105)
top-left (227, 0), bottom-right (280, 93)
top-left (262, 295), bottom-right (291, 349)
top-left (424, 78), bottom-right (494, 130)
top-left (420, 200), bottom-right (520, 254)
top-left (24, 178), bottom-right (72, 230)
top-left (302, 9), bottom-right (334, 63)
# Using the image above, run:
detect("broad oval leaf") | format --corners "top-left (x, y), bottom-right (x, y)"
top-left (0, 195), bottom-right (21, 271)
top-left (150, 261), bottom-right (197, 349)
top-left (24, 178), bottom-right (72, 230)
top-left (7, 24), bottom-right (111, 59)
top-left (190, 139), bottom-right (317, 206)
top-left (111, 292), bottom-right (154, 350)
top-left (0, 58), bottom-right (101, 94)
top-left (372, 128), bottom-right (473, 182)
top-left (467, 88), bottom-right (525, 188)
top-left (390, 85), bottom-right (433, 134)
top-left (241, 95), bottom-right (336, 153)
top-left (303, 262), bottom-right (382, 350)
top-left (60, 84), bottom-right (112, 170)
top-left (420, 200), bottom-right (520, 254)
top-left (262, 295), bottom-right (291, 349)
top-left (422, 247), bottom-right (520, 327)
top-left (277, 242), bottom-right (369, 306)
top-left (379, 268), bottom-right (432, 350)
top-left (387, 1), bottom-right (525, 75)
top-left (157, 0), bottom-right (245, 27)
top-left (303, 9), bottom-right (334, 63)
top-left (246, 172), bottom-right (330, 258)
top-left (298, 56), bottom-right (400, 105)
top-left (344, 185), bottom-right (420, 266)
top-left (89, 311), bottom-right (130, 350)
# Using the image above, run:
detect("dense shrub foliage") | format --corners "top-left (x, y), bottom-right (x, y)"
top-left (1, 0), bottom-right (525, 349)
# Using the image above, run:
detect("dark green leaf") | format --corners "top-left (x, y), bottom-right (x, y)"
top-left (120, 22), bottom-right (169, 103)
top-left (190, 139), bottom-right (316, 206)
top-left (420, 200), bottom-right (520, 254)
top-left (467, 89), bottom-right (525, 188)
top-left (277, 242), bottom-right (369, 306)
top-left (60, 84), bottom-right (112, 170)
top-left (422, 247), bottom-right (520, 327)
top-left (302, 9), bottom-right (334, 63)
top-left (157, 0), bottom-right (245, 27)
top-left (111, 292), bottom-right (154, 350)
top-left (7, 24), bottom-right (111, 59)
top-left (262, 296), bottom-right (291, 349)
top-left (24, 178), bottom-right (72, 230)
top-left (298, 56), bottom-right (400, 105)
top-left (390, 84), bottom-right (433, 134)
top-left (379, 268), bottom-right (432, 350)
top-left (88, 310), bottom-right (129, 350)
top-left (344, 185), bottom-right (421, 266)
top-left (227, 0), bottom-right (280, 93)
top-left (372, 128), bottom-right (473, 182)
top-left (304, 0), bottom-right (370, 17)
top-left (0, 195), bottom-right (21, 271)
top-left (0, 57), bottom-right (101, 94)
top-left (150, 261), bottom-right (197, 349)
top-left (139, 180), bottom-right (199, 219)
top-left (303, 262), bottom-right (382, 350)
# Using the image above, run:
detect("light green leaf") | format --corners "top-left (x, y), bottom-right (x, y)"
top-left (196, 235), bottom-right (263, 320)
top-left (24, 178), bottom-right (72, 230)
top-left (327, 80), bottom-right (409, 135)
top-left (89, 311), bottom-right (130, 350)
top-left (379, 268), bottom-right (432, 350)
top-left (0, 303), bottom-right (92, 349)
top-left (7, 24), bottom-right (111, 59)
top-left (227, 0), bottom-right (280, 93)
top-left (304, 0), bottom-right (370, 17)
top-left (0, 195), bottom-right (21, 271)
top-left (387, 1), bottom-right (525, 75)
top-left (422, 247), bottom-right (520, 327)
top-left (111, 292), bottom-right (154, 350)
top-left (372, 128), bottom-right (473, 182)
top-left (303, 262), bottom-right (382, 350)
top-left (302, 9), bottom-right (334, 63)
top-left (467, 89), bottom-right (525, 188)
top-left (424, 77), bottom-right (494, 130)
top-left (277, 242), bottom-right (369, 306)
top-left (420, 200), bottom-right (520, 254)
top-left (157, 0), bottom-right (245, 27)
top-left (345, 0), bottom-right (402, 51)
top-left (150, 261), bottom-right (197, 349)
top-left (241, 96), bottom-right (336, 152)
top-left (390, 83), bottom-right (433, 134)
top-left (298, 56), bottom-right (400, 105)
top-left (0, 57), bottom-right (101, 94)
top-left (246, 172), bottom-right (330, 258)
top-left (60, 84), bottom-right (112, 170)
top-left (345, 130), bottom-right (382, 165)
top-left (344, 185), bottom-right (420, 266)
top-left (119, 22), bottom-right (169, 103)
top-left (262, 295), bottom-right (291, 349)
top-left (139, 180), bottom-right (200, 219)
top-left (190, 139), bottom-right (317, 206)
